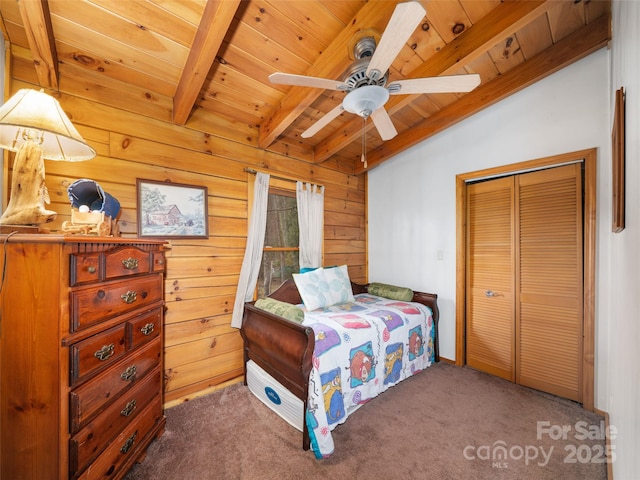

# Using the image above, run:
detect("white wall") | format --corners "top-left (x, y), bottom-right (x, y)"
top-left (369, 6), bottom-right (640, 474)
top-left (607, 2), bottom-right (640, 478)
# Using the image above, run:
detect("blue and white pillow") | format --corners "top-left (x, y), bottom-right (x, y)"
top-left (323, 265), bottom-right (354, 305)
top-left (293, 268), bottom-right (332, 311)
top-left (293, 265), bottom-right (354, 310)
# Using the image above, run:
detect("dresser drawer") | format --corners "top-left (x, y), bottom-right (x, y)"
top-left (70, 253), bottom-right (102, 286)
top-left (70, 324), bottom-right (128, 387)
top-left (77, 396), bottom-right (163, 480)
top-left (69, 368), bottom-right (161, 477)
top-left (129, 308), bottom-right (162, 349)
top-left (70, 275), bottom-right (162, 332)
top-left (151, 250), bottom-right (166, 273)
top-left (70, 246), bottom-right (165, 286)
top-left (104, 246), bottom-right (151, 280)
top-left (70, 339), bottom-right (161, 433)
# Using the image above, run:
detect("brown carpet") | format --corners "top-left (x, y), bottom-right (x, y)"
top-left (125, 363), bottom-right (607, 480)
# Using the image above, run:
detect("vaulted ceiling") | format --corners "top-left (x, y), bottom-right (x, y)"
top-left (0, 0), bottom-right (610, 175)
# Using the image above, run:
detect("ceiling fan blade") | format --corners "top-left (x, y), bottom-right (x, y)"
top-left (370, 108), bottom-right (398, 141)
top-left (301, 103), bottom-right (345, 138)
top-left (269, 72), bottom-right (348, 91)
top-left (388, 74), bottom-right (481, 95)
top-left (365, 1), bottom-right (426, 82)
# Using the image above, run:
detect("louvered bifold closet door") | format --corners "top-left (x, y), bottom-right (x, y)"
top-left (466, 177), bottom-right (515, 381)
top-left (516, 164), bottom-right (583, 402)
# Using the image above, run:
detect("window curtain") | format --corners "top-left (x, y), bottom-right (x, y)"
top-left (231, 172), bottom-right (270, 328)
top-left (296, 181), bottom-right (324, 269)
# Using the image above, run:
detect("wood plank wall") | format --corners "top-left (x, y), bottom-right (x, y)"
top-left (4, 52), bottom-right (367, 407)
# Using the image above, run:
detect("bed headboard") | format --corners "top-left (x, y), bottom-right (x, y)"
top-left (265, 279), bottom-right (304, 304)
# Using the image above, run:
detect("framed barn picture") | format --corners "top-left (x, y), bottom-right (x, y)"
top-left (137, 179), bottom-right (209, 238)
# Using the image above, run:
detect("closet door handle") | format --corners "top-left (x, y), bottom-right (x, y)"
top-left (485, 290), bottom-right (502, 297)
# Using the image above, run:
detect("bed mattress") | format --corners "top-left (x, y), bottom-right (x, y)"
top-left (246, 359), bottom-right (304, 432)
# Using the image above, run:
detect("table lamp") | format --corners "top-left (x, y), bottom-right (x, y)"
top-left (0, 88), bottom-right (96, 226)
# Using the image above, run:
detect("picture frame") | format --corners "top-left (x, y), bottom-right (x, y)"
top-left (612, 87), bottom-right (625, 233)
top-left (137, 179), bottom-right (209, 238)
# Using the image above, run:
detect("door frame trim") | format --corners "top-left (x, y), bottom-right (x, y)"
top-left (455, 148), bottom-right (596, 411)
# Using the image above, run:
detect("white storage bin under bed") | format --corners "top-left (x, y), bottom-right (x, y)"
top-left (246, 360), bottom-right (304, 432)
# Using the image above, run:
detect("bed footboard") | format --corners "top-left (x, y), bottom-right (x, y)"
top-left (411, 291), bottom-right (440, 361)
top-left (240, 302), bottom-right (315, 450)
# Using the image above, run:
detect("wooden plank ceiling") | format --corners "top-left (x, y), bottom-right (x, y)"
top-left (0, 0), bottom-right (610, 175)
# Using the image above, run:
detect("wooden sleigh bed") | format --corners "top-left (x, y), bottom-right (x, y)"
top-left (240, 278), bottom-right (439, 457)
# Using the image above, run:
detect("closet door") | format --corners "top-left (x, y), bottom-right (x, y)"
top-left (466, 177), bottom-right (515, 381)
top-left (466, 163), bottom-right (583, 402)
top-left (516, 164), bottom-right (583, 401)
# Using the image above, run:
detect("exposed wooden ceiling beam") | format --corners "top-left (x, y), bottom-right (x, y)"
top-left (17, 0), bottom-right (58, 89)
top-left (257, 2), bottom-right (398, 149)
top-left (356, 13), bottom-right (610, 174)
top-left (173, 0), bottom-right (241, 125)
top-left (313, 0), bottom-right (551, 165)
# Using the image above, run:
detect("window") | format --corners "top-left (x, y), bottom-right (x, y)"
top-left (257, 187), bottom-right (299, 297)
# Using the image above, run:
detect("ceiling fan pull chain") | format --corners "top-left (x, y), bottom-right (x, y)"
top-left (361, 116), bottom-right (367, 169)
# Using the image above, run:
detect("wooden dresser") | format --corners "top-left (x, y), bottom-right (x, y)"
top-left (0, 234), bottom-right (166, 480)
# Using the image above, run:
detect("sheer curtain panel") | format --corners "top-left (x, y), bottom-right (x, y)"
top-left (231, 172), bottom-right (270, 328)
top-left (296, 182), bottom-right (324, 269)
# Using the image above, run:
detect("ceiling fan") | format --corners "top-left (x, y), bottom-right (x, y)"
top-left (268, 1), bottom-right (481, 145)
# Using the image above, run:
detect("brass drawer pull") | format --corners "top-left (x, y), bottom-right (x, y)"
top-left (140, 323), bottom-right (155, 336)
top-left (94, 343), bottom-right (115, 361)
top-left (121, 365), bottom-right (137, 382)
top-left (122, 257), bottom-right (139, 270)
top-left (120, 431), bottom-right (138, 454)
top-left (87, 266), bottom-right (96, 274)
top-left (120, 399), bottom-right (137, 417)
top-left (121, 291), bottom-right (138, 304)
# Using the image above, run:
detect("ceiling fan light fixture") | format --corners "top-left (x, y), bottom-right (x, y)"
top-left (343, 85), bottom-right (389, 118)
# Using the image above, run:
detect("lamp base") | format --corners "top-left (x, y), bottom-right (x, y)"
top-left (0, 140), bottom-right (57, 227)
top-left (0, 208), bottom-right (56, 226)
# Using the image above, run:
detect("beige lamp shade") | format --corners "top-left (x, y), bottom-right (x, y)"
top-left (0, 88), bottom-right (96, 161)
top-left (0, 88), bottom-right (96, 226)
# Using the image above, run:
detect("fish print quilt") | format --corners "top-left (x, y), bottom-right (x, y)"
top-left (301, 294), bottom-right (435, 458)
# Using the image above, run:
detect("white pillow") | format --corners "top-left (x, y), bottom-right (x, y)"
top-left (293, 266), bottom-right (354, 310)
